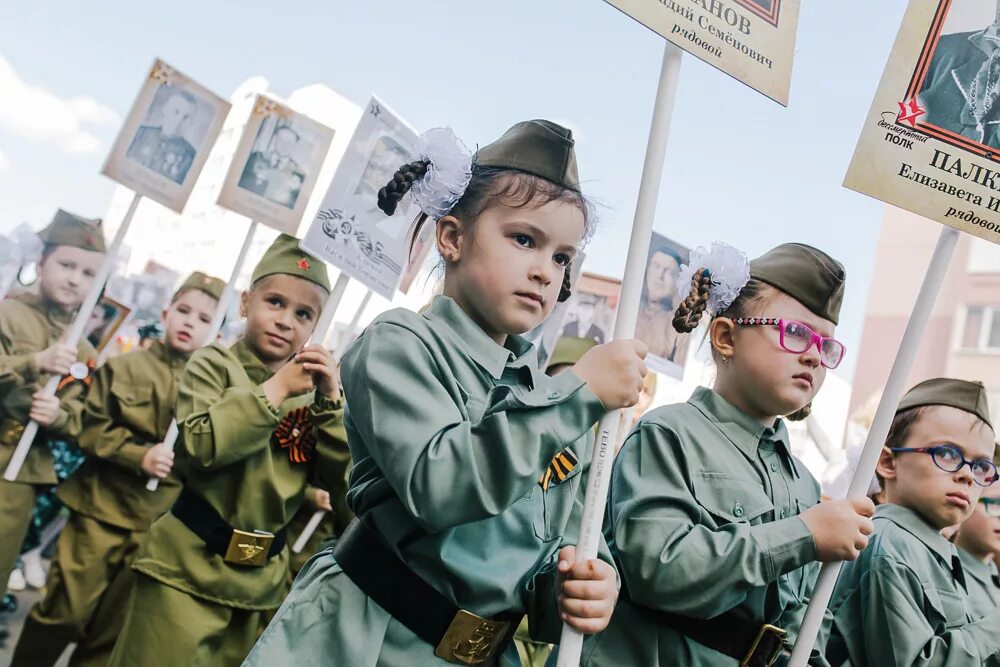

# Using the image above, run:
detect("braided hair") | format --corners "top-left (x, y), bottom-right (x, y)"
top-left (786, 402), bottom-right (812, 421)
top-left (672, 268), bottom-right (713, 333)
top-left (377, 162), bottom-right (588, 303)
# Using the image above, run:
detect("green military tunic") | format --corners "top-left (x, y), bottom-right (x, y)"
top-left (826, 504), bottom-right (1000, 666)
top-left (958, 547), bottom-right (1000, 621)
top-left (0, 293), bottom-right (94, 588)
top-left (11, 341), bottom-right (188, 667)
top-left (244, 295), bottom-right (610, 667)
top-left (109, 338), bottom-right (350, 667)
top-left (582, 387), bottom-right (829, 667)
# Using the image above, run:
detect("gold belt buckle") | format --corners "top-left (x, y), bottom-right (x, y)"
top-left (434, 609), bottom-right (511, 665)
top-left (223, 529), bottom-right (274, 567)
top-left (741, 623), bottom-right (788, 667)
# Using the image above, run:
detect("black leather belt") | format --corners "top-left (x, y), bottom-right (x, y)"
top-left (171, 487), bottom-right (286, 567)
top-left (646, 602), bottom-right (789, 667)
top-left (334, 519), bottom-right (521, 665)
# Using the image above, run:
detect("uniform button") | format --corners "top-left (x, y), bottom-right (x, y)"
top-left (779, 511), bottom-right (786, 519)
top-left (548, 391), bottom-right (560, 399)
top-left (770, 463), bottom-right (778, 472)
top-left (733, 503), bottom-right (745, 518)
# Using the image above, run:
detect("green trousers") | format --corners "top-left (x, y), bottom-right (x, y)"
top-left (12, 513), bottom-right (144, 667)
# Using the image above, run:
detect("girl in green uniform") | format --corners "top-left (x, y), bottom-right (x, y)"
top-left (582, 242), bottom-right (876, 667)
top-left (245, 120), bottom-right (646, 666)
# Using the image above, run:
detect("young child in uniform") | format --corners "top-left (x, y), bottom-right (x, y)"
top-left (826, 378), bottom-right (1000, 665)
top-left (581, 242), bottom-right (876, 667)
top-left (108, 235), bottom-right (351, 667)
top-left (244, 120), bottom-right (647, 667)
top-left (0, 210), bottom-right (105, 642)
top-left (953, 451), bottom-right (1000, 620)
top-left (10, 271), bottom-right (225, 667)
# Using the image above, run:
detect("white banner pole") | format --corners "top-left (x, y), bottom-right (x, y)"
top-left (5, 192), bottom-right (143, 481)
top-left (787, 225), bottom-right (959, 666)
top-left (557, 41), bottom-right (684, 666)
top-left (147, 219), bottom-right (259, 491)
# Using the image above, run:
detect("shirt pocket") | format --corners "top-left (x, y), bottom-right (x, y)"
top-left (110, 380), bottom-right (155, 432)
top-left (692, 471), bottom-right (775, 526)
top-left (926, 586), bottom-right (973, 630)
top-left (532, 457), bottom-right (583, 543)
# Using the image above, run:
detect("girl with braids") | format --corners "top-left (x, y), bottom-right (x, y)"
top-left (245, 120), bottom-right (647, 666)
top-left (579, 242), bottom-right (876, 667)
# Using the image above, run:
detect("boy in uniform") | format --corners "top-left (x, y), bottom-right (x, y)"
top-left (826, 378), bottom-right (1000, 665)
top-left (11, 271), bottom-right (226, 667)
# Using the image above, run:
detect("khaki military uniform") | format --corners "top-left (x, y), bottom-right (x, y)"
top-left (11, 341), bottom-right (186, 667)
top-left (0, 293), bottom-right (95, 589)
top-left (108, 339), bottom-right (349, 667)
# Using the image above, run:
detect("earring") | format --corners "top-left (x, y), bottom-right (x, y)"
top-left (720, 355), bottom-right (730, 364)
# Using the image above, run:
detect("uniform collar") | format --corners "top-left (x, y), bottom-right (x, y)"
top-left (232, 338), bottom-right (276, 386)
top-left (957, 546), bottom-right (998, 589)
top-left (876, 504), bottom-right (964, 582)
top-left (424, 295), bottom-right (534, 380)
top-left (149, 340), bottom-right (190, 370)
top-left (688, 386), bottom-right (794, 470)
top-left (18, 292), bottom-right (74, 328)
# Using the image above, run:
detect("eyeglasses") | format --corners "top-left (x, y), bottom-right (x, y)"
top-left (732, 318), bottom-right (846, 369)
top-left (981, 497), bottom-right (1000, 517)
top-left (890, 444), bottom-right (999, 487)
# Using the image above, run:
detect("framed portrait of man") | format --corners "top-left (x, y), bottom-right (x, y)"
top-left (103, 59), bottom-right (230, 212)
top-left (634, 232), bottom-right (692, 379)
top-left (218, 95), bottom-right (335, 234)
top-left (845, 0), bottom-right (1000, 245)
top-left (86, 296), bottom-right (132, 353)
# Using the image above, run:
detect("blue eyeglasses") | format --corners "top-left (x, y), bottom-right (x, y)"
top-left (890, 444), bottom-right (999, 487)
top-left (981, 497), bottom-right (1000, 517)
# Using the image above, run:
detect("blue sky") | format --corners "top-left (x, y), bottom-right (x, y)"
top-left (0, 0), bottom-right (914, 378)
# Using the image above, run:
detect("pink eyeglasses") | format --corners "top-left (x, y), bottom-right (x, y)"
top-left (733, 317), bottom-right (847, 369)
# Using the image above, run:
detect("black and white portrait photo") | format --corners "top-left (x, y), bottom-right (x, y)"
top-left (919, 1), bottom-right (1000, 152)
top-left (238, 121), bottom-right (314, 209)
top-left (125, 83), bottom-right (217, 185)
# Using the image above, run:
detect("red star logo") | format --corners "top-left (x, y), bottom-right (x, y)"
top-left (297, 258), bottom-right (311, 271)
top-left (897, 98), bottom-right (926, 128)
top-left (85, 235), bottom-right (96, 248)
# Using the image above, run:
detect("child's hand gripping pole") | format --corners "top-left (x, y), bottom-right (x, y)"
top-left (4, 193), bottom-right (143, 482)
top-left (291, 277), bottom-right (362, 554)
top-left (786, 226), bottom-right (959, 666)
top-left (556, 42), bottom-right (683, 666)
top-left (146, 220), bottom-right (259, 492)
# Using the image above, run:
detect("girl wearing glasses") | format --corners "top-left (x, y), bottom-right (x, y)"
top-left (826, 378), bottom-right (1000, 666)
top-left (579, 243), bottom-right (875, 667)
top-left (953, 450), bottom-right (1000, 621)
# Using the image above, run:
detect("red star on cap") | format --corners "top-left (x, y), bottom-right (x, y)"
top-left (85, 235), bottom-right (96, 248)
top-left (297, 258), bottom-right (311, 271)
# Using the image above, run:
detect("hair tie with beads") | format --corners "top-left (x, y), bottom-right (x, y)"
top-left (672, 242), bottom-right (750, 333)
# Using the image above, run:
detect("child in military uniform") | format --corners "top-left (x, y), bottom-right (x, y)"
top-left (826, 378), bottom-right (1000, 665)
top-left (0, 210), bottom-right (105, 641)
top-left (108, 235), bottom-right (351, 667)
top-left (582, 243), bottom-right (876, 667)
top-left (953, 452), bottom-right (1000, 621)
top-left (245, 121), bottom-right (646, 667)
top-left (10, 271), bottom-right (225, 667)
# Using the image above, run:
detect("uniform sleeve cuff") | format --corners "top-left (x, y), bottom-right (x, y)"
top-left (752, 516), bottom-right (817, 580)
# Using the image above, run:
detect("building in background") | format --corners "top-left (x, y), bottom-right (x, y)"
top-left (850, 206), bottom-right (1000, 426)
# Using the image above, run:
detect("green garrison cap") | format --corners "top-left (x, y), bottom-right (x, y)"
top-left (251, 233), bottom-right (330, 291)
top-left (174, 271), bottom-right (226, 302)
top-left (39, 209), bottom-right (106, 253)
top-left (547, 336), bottom-right (597, 372)
top-left (475, 120), bottom-right (580, 192)
top-left (897, 378), bottom-right (993, 429)
top-left (749, 243), bottom-right (845, 324)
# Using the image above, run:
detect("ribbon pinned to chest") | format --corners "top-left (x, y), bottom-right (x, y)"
top-left (56, 358), bottom-right (96, 393)
top-left (273, 406), bottom-right (317, 463)
top-left (538, 448), bottom-right (579, 492)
